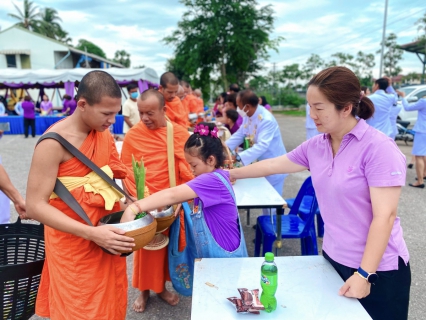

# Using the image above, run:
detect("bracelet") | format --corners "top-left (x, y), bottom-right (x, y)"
top-left (354, 271), bottom-right (368, 282)
top-left (129, 204), bottom-right (139, 215)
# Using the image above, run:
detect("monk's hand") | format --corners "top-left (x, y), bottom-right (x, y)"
top-left (90, 225), bottom-right (135, 255)
top-left (173, 203), bottom-right (182, 217)
top-left (338, 274), bottom-right (371, 299)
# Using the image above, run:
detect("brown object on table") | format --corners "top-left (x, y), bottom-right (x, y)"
top-left (238, 288), bottom-right (253, 306)
top-left (251, 289), bottom-right (265, 310)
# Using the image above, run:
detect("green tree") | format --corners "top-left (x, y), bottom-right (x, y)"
top-left (8, 0), bottom-right (40, 31)
top-left (113, 50), bottom-right (131, 68)
top-left (355, 51), bottom-right (375, 87)
top-left (280, 63), bottom-right (303, 89)
top-left (402, 72), bottom-right (420, 84)
top-left (163, 0), bottom-right (282, 93)
top-left (326, 52), bottom-right (356, 70)
top-left (302, 54), bottom-right (324, 80)
top-left (56, 28), bottom-right (72, 45)
top-left (377, 33), bottom-right (403, 77)
top-left (76, 39), bottom-right (107, 59)
top-left (35, 8), bottom-right (63, 39)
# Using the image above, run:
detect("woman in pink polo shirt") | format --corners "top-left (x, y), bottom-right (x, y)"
top-left (230, 66), bottom-right (410, 320)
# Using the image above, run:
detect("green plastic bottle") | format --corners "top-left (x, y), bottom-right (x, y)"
top-left (260, 252), bottom-right (278, 313)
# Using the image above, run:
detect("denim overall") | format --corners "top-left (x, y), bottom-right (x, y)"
top-left (190, 171), bottom-right (248, 258)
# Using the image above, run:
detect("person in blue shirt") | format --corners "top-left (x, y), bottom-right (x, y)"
top-left (225, 90), bottom-right (287, 214)
top-left (399, 92), bottom-right (426, 188)
top-left (366, 77), bottom-right (397, 137)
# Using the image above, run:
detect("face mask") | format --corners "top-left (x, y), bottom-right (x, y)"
top-left (237, 105), bottom-right (248, 117)
top-left (130, 92), bottom-right (139, 99)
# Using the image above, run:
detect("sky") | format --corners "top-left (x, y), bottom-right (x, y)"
top-left (0, 0), bottom-right (425, 80)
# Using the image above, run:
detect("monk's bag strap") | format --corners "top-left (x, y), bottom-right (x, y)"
top-left (166, 120), bottom-right (176, 188)
top-left (37, 132), bottom-right (133, 256)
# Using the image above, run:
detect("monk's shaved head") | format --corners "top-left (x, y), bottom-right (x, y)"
top-left (194, 89), bottom-right (202, 98)
top-left (177, 85), bottom-right (185, 100)
top-left (76, 70), bottom-right (121, 105)
top-left (180, 80), bottom-right (191, 89)
top-left (160, 72), bottom-right (179, 88)
top-left (140, 89), bottom-right (165, 109)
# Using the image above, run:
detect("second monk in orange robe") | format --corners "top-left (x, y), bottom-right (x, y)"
top-left (158, 72), bottom-right (189, 129)
top-left (121, 89), bottom-right (193, 313)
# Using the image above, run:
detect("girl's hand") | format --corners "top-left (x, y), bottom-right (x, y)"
top-left (339, 274), bottom-right (371, 299)
top-left (120, 203), bottom-right (139, 223)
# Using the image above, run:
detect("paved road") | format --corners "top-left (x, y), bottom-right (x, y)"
top-left (1, 114), bottom-right (424, 319)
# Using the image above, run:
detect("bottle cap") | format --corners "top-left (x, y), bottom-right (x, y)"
top-left (265, 252), bottom-right (274, 262)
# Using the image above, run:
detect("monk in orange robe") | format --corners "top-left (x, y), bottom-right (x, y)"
top-left (159, 72), bottom-right (188, 129)
top-left (121, 89), bottom-right (193, 313)
top-left (26, 71), bottom-right (134, 320)
top-left (193, 88), bottom-right (205, 113)
top-left (181, 80), bottom-right (199, 114)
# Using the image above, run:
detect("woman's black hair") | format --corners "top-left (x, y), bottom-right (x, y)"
top-left (184, 122), bottom-right (224, 168)
top-left (260, 96), bottom-right (268, 105)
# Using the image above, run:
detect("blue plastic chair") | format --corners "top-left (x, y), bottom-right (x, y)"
top-left (254, 177), bottom-right (319, 257)
top-left (285, 195), bottom-right (324, 238)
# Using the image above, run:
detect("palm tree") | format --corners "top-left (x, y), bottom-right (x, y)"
top-left (36, 7), bottom-right (63, 39)
top-left (8, 0), bottom-right (40, 31)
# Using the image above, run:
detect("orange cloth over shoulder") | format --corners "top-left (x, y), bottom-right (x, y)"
top-left (165, 96), bottom-right (189, 129)
top-left (196, 97), bottom-right (204, 113)
top-left (35, 130), bottom-right (128, 320)
top-left (121, 121), bottom-right (193, 293)
top-left (184, 94), bottom-right (199, 114)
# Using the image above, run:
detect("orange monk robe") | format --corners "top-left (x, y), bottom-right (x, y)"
top-left (36, 130), bottom-right (128, 320)
top-left (121, 121), bottom-right (193, 293)
top-left (184, 94), bottom-right (199, 114)
top-left (165, 96), bottom-right (189, 129)
top-left (196, 97), bottom-right (205, 113)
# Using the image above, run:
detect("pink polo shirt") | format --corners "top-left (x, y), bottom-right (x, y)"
top-left (287, 119), bottom-right (409, 271)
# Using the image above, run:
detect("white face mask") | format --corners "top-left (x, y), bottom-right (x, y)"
top-left (237, 105), bottom-right (248, 117)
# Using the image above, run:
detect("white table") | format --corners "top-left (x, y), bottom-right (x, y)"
top-left (191, 256), bottom-right (372, 320)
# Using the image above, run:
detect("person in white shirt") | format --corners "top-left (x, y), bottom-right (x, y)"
top-left (306, 103), bottom-right (320, 139)
top-left (226, 90), bottom-right (287, 214)
top-left (366, 77), bottom-right (397, 137)
top-left (122, 83), bottom-right (140, 135)
top-left (399, 93), bottom-right (426, 188)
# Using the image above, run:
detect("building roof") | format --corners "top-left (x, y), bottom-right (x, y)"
top-left (399, 40), bottom-right (426, 55)
top-left (0, 25), bottom-right (124, 68)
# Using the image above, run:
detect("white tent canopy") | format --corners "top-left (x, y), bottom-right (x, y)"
top-left (0, 68), bottom-right (159, 86)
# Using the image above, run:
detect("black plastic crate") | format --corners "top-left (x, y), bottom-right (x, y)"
top-left (0, 219), bottom-right (45, 320)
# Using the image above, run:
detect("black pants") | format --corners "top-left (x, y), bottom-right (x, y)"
top-left (323, 251), bottom-right (411, 320)
top-left (24, 118), bottom-right (35, 137)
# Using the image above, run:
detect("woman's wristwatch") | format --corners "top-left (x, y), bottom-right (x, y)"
top-left (355, 267), bottom-right (378, 284)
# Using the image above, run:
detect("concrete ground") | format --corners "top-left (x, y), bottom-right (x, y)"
top-left (1, 114), bottom-right (424, 319)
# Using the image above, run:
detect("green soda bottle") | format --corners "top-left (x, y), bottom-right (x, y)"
top-left (260, 252), bottom-right (278, 313)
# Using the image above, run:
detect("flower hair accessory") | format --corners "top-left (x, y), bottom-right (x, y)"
top-left (194, 124), bottom-right (219, 138)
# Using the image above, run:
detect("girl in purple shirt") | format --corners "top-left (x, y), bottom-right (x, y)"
top-left (230, 67), bottom-right (410, 320)
top-left (122, 122), bottom-right (248, 257)
top-left (40, 94), bottom-right (53, 116)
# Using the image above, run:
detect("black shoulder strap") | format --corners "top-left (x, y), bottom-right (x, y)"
top-left (37, 132), bottom-right (131, 200)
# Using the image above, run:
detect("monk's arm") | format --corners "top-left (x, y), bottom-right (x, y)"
top-left (121, 184), bottom-right (196, 222)
top-left (26, 140), bottom-right (135, 254)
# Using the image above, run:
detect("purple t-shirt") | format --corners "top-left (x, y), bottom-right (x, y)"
top-left (40, 101), bottom-right (53, 115)
top-left (186, 169), bottom-right (240, 251)
top-left (226, 120), bottom-right (241, 135)
top-left (63, 99), bottom-right (77, 115)
top-left (287, 119), bottom-right (409, 271)
top-left (22, 101), bottom-right (35, 119)
top-left (263, 104), bottom-right (272, 111)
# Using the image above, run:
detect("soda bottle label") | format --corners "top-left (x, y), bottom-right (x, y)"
top-left (261, 272), bottom-right (277, 287)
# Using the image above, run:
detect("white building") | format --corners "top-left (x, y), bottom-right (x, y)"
top-left (0, 25), bottom-right (123, 69)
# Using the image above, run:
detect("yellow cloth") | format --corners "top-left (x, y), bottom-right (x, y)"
top-left (50, 165), bottom-right (123, 210)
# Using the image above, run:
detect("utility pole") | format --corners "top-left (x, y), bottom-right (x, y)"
top-left (272, 62), bottom-right (276, 102)
top-left (379, 0), bottom-right (389, 78)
